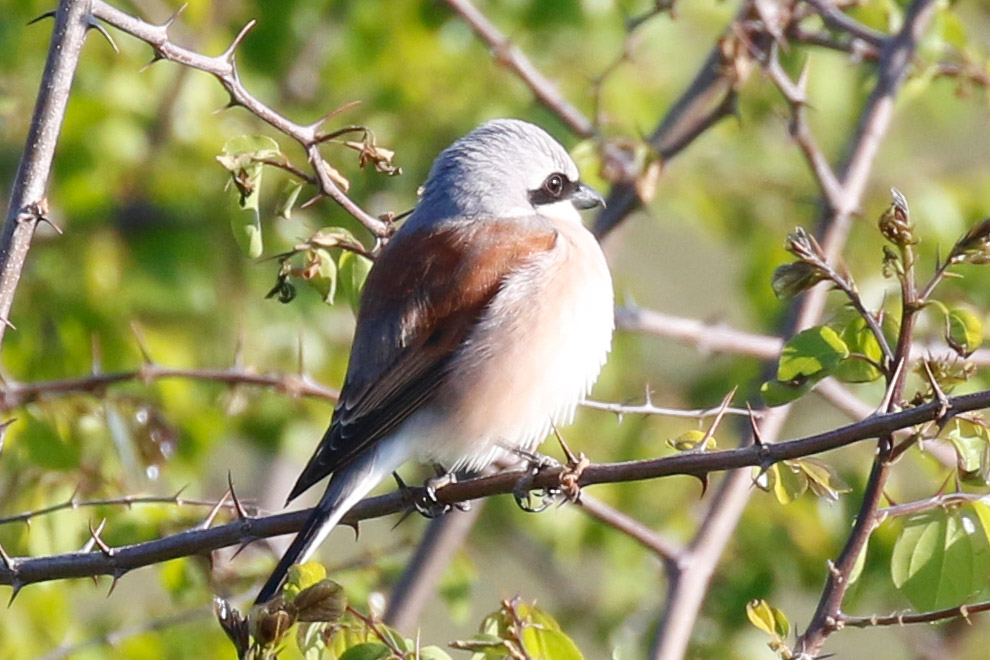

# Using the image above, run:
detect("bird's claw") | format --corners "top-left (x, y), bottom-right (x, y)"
top-left (511, 450), bottom-right (562, 513)
top-left (396, 467), bottom-right (471, 519)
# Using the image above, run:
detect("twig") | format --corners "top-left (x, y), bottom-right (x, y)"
top-left (803, 0), bottom-right (887, 48)
top-left (838, 599), bottom-right (990, 628)
top-left (877, 492), bottom-right (990, 520)
top-left (3, 386), bottom-right (989, 589)
top-left (794, 3), bottom-right (943, 644)
top-left (581, 397), bottom-right (755, 419)
top-left (578, 493), bottom-right (683, 569)
top-left (0, 362), bottom-right (338, 412)
top-left (0, 0), bottom-right (92, 349)
top-left (0, 491), bottom-right (258, 527)
top-left (88, 0), bottom-right (389, 237)
top-left (442, 0), bottom-right (595, 138)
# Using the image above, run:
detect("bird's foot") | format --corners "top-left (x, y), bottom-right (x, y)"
top-left (393, 467), bottom-right (469, 519)
top-left (510, 449), bottom-right (562, 513)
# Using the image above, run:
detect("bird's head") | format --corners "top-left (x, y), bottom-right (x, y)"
top-left (412, 118), bottom-right (604, 227)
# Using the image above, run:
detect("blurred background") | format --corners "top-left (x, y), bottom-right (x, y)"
top-left (2, 0), bottom-right (990, 658)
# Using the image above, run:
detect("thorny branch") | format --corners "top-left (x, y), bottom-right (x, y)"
top-left (88, 1), bottom-right (390, 237)
top-left (0, 0), bottom-right (91, 349)
top-left (796, 1), bottom-right (941, 654)
top-left (3, 386), bottom-right (990, 590)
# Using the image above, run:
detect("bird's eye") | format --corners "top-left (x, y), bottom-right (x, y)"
top-left (543, 173), bottom-right (566, 199)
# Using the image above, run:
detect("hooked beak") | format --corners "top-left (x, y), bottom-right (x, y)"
top-left (570, 182), bottom-right (606, 210)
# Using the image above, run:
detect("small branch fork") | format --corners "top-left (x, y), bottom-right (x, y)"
top-left (87, 1), bottom-right (390, 237)
top-left (3, 386), bottom-right (990, 590)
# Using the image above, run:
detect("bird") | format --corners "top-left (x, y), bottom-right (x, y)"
top-left (255, 118), bottom-right (614, 604)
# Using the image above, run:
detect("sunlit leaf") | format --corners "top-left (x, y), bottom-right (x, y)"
top-left (891, 508), bottom-right (990, 611)
top-left (745, 599), bottom-right (789, 639)
top-left (946, 419), bottom-right (990, 485)
top-left (798, 457), bottom-right (851, 502)
top-left (777, 326), bottom-right (849, 382)
top-left (521, 627), bottom-right (585, 660)
top-left (771, 462), bottom-right (808, 504)
top-left (337, 642), bottom-right (390, 660)
top-left (833, 315), bottom-right (885, 383)
top-left (945, 306), bottom-right (983, 357)
top-left (667, 429), bottom-right (715, 451)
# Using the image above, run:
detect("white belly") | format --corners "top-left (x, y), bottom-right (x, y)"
top-left (414, 216), bottom-right (614, 470)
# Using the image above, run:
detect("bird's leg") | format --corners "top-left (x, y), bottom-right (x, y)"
top-left (509, 447), bottom-right (562, 513)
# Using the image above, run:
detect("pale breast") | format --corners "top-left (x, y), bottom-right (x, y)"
top-left (420, 216), bottom-right (614, 470)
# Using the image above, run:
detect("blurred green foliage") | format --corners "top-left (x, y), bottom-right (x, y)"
top-left (2, 0), bottom-right (990, 658)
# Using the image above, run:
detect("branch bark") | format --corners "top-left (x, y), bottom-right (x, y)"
top-left (3, 386), bottom-right (989, 590)
top-left (0, 0), bottom-right (91, 349)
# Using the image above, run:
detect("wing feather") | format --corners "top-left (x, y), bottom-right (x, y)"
top-left (286, 217), bottom-right (557, 503)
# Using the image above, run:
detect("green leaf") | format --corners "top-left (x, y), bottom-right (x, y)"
top-left (946, 306), bottom-right (983, 357)
top-left (230, 207), bottom-right (263, 258)
top-left (277, 179), bottom-right (305, 219)
top-left (847, 541), bottom-right (869, 586)
top-left (337, 642), bottom-right (391, 660)
top-left (745, 599), bottom-right (789, 639)
top-left (521, 627), bottom-right (585, 660)
top-left (777, 326), bottom-right (849, 382)
top-left (946, 419), bottom-right (990, 485)
top-left (760, 377), bottom-right (814, 407)
top-left (833, 315), bottom-right (884, 383)
top-left (218, 135), bottom-right (281, 258)
top-left (771, 261), bottom-right (825, 299)
top-left (667, 429), bottom-right (715, 451)
top-left (283, 562), bottom-right (327, 600)
top-left (770, 462), bottom-right (808, 504)
top-left (891, 508), bottom-right (990, 611)
top-left (797, 457), bottom-right (851, 502)
top-left (298, 248), bottom-right (339, 305)
top-left (338, 250), bottom-right (373, 315)
top-left (419, 647), bottom-right (453, 660)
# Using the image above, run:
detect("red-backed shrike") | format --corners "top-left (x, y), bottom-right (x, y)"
top-left (256, 118), bottom-right (614, 603)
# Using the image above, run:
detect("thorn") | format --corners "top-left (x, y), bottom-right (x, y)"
top-left (88, 519), bottom-right (113, 556)
top-left (0, 316), bottom-right (15, 330)
top-left (300, 193), bottom-right (325, 209)
top-left (86, 17), bottom-right (119, 53)
top-left (309, 100), bottom-right (363, 133)
top-left (107, 572), bottom-right (124, 597)
top-left (796, 56), bottom-right (811, 97)
top-left (222, 20), bottom-right (257, 62)
top-left (26, 10), bottom-right (56, 26)
top-left (130, 322), bottom-right (155, 366)
top-left (7, 583), bottom-right (22, 606)
top-left (0, 541), bottom-right (13, 570)
top-left (162, 2), bottom-right (188, 30)
top-left (746, 403), bottom-right (764, 447)
top-left (229, 541), bottom-right (253, 560)
top-left (550, 421), bottom-right (578, 466)
top-left (66, 483), bottom-right (81, 509)
top-left (199, 490), bottom-right (231, 530)
top-left (693, 472), bottom-right (710, 498)
top-left (139, 53), bottom-right (165, 73)
top-left (172, 484), bottom-right (190, 504)
top-left (227, 472), bottom-right (249, 520)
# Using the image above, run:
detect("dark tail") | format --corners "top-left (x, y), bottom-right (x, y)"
top-left (254, 447), bottom-right (402, 604)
